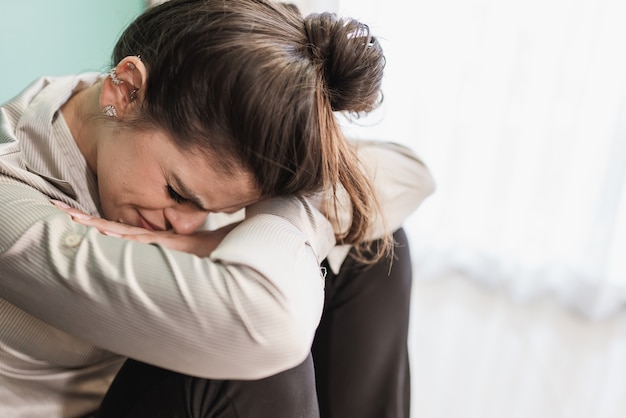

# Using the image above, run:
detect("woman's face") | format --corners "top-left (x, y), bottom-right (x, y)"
top-left (95, 128), bottom-right (260, 234)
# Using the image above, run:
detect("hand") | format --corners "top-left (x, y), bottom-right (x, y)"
top-left (51, 200), bottom-right (240, 257)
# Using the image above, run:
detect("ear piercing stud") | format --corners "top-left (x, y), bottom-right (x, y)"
top-left (101, 105), bottom-right (118, 118)
top-left (109, 69), bottom-right (124, 86)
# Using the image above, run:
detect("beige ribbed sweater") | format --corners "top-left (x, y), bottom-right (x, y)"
top-left (0, 74), bottom-right (433, 417)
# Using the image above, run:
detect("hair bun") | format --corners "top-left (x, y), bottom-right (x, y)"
top-left (304, 12), bottom-right (385, 113)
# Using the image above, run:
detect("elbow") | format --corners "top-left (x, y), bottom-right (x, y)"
top-left (257, 297), bottom-right (321, 376)
top-left (265, 327), bottom-right (314, 376)
top-left (226, 308), bottom-right (316, 380)
top-left (275, 309), bottom-right (318, 360)
top-left (408, 161), bottom-right (436, 208)
top-left (222, 276), bottom-right (323, 379)
top-left (185, 302), bottom-right (319, 381)
top-left (260, 277), bottom-right (324, 376)
top-left (379, 159), bottom-right (436, 234)
top-left (204, 235), bottom-right (324, 379)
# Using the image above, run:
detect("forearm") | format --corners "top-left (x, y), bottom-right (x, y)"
top-left (0, 184), bottom-right (333, 379)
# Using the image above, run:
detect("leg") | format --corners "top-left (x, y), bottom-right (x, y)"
top-left (96, 353), bottom-right (319, 418)
top-left (312, 228), bottom-right (412, 418)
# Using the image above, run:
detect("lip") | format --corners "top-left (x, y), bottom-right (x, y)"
top-left (137, 212), bottom-right (160, 231)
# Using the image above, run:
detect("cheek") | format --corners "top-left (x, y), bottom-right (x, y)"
top-left (95, 137), bottom-right (171, 213)
top-left (96, 148), bottom-right (132, 200)
top-left (96, 176), bottom-right (122, 221)
top-left (97, 170), bottom-right (169, 215)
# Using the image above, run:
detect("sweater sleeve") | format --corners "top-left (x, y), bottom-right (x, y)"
top-left (322, 140), bottom-right (436, 240)
top-left (319, 140), bottom-right (435, 272)
top-left (357, 140), bottom-right (435, 238)
top-left (0, 181), bottom-right (335, 380)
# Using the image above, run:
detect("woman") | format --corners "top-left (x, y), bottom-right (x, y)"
top-left (0, 0), bottom-right (433, 416)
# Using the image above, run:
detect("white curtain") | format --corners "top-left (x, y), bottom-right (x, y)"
top-left (305, 0), bottom-right (626, 319)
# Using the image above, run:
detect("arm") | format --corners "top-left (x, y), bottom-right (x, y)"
top-left (316, 140), bottom-right (435, 272)
top-left (208, 141), bottom-right (435, 240)
top-left (320, 140), bottom-right (435, 240)
top-left (51, 202), bottom-right (242, 259)
top-left (0, 180), bottom-right (335, 380)
top-left (355, 140), bottom-right (435, 238)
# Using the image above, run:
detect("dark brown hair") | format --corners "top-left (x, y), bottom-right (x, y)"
top-left (113, 0), bottom-right (390, 258)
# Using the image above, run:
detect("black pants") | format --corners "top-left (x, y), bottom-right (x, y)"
top-left (96, 228), bottom-right (412, 418)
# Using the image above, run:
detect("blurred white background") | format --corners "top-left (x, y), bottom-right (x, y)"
top-left (296, 0), bottom-right (626, 416)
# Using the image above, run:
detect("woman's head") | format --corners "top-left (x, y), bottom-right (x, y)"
top-left (91, 122), bottom-right (261, 234)
top-left (108, 0), bottom-right (387, 250)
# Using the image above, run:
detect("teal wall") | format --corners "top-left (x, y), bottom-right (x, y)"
top-left (0, 0), bottom-right (146, 103)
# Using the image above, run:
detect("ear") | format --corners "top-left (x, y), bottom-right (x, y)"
top-left (100, 56), bottom-right (147, 119)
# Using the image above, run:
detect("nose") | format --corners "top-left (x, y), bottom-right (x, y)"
top-left (164, 207), bottom-right (208, 235)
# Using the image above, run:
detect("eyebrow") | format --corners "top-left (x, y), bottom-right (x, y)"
top-left (172, 173), bottom-right (209, 212)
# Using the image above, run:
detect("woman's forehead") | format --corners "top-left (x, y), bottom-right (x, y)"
top-left (171, 148), bottom-right (261, 212)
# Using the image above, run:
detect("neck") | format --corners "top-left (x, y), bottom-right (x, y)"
top-left (61, 82), bottom-right (103, 174)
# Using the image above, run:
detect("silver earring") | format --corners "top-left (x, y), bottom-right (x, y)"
top-left (102, 105), bottom-right (118, 118)
top-left (109, 68), bottom-right (124, 86)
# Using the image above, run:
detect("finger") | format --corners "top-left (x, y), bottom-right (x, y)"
top-left (115, 233), bottom-right (185, 252)
top-left (78, 217), bottom-right (151, 236)
top-left (50, 200), bottom-right (92, 220)
top-left (126, 232), bottom-right (208, 254)
top-left (50, 200), bottom-right (161, 238)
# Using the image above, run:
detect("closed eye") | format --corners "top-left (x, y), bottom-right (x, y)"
top-left (166, 184), bottom-right (188, 204)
